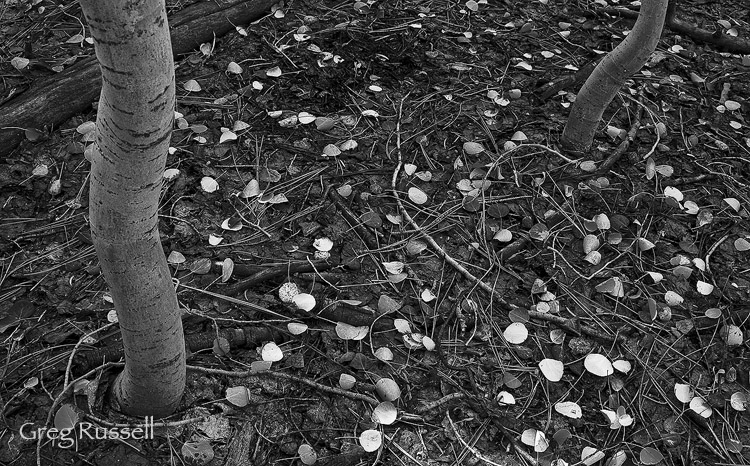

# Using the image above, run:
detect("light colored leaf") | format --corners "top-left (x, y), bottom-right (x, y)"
top-left (724, 198), bottom-right (741, 212)
top-left (225, 386), bottom-right (249, 407)
top-left (579, 160), bottom-right (597, 172)
top-left (220, 217), bottom-right (242, 231)
top-left (606, 125), bottom-right (624, 139)
top-left (554, 401), bottom-right (582, 419)
top-left (493, 229), bottom-right (513, 242)
top-left (664, 290), bottom-right (683, 306)
top-left (233, 120), bottom-right (250, 131)
top-left (298, 444), bottom-right (317, 465)
top-left (664, 186), bottom-right (683, 202)
top-left (734, 238), bottom-right (750, 251)
top-left (240, 179), bottom-right (260, 198)
top-left (335, 322), bottom-right (369, 340)
top-left (593, 213), bottom-right (610, 230)
top-left (584, 353), bottom-right (613, 377)
top-left (705, 308), bottom-right (722, 319)
top-left (612, 360), bottom-right (631, 373)
top-left (200, 176), bottom-right (219, 193)
top-left (721, 324), bottom-right (743, 346)
top-left (503, 322), bottom-right (528, 344)
top-left (637, 237), bottom-right (655, 251)
top-left (11, 56), bottom-right (30, 70)
top-left (403, 333), bottom-right (424, 350)
top-left (655, 164), bottom-right (674, 177)
top-left (463, 141), bottom-right (485, 154)
top-left (383, 261), bottom-right (404, 274)
top-left (261, 342), bottom-right (283, 362)
top-left (689, 396), bottom-right (712, 418)
top-left (221, 258), bottom-right (234, 282)
top-left (219, 130), bottom-right (237, 144)
top-left (595, 277), bottom-right (624, 297)
top-left (359, 429), bottom-right (382, 452)
top-left (422, 336), bottom-right (436, 351)
top-left (313, 237), bottom-right (333, 252)
top-left (181, 439), bottom-right (214, 465)
top-left (337, 184), bottom-right (352, 197)
top-left (77, 121), bottom-right (96, 135)
top-left (582, 234), bottom-right (600, 254)
top-left (408, 187), bottom-right (428, 205)
top-left (163, 168), bottom-right (180, 180)
top-left (529, 223), bottom-right (549, 241)
top-left (521, 429), bottom-right (548, 452)
top-left (226, 61), bottom-right (242, 74)
top-left (393, 318), bottom-right (411, 334)
top-left (584, 250), bottom-right (601, 265)
top-left (374, 347), bottom-right (394, 362)
top-left (322, 144), bottom-right (341, 157)
top-left (674, 383), bottom-right (694, 403)
top-left (183, 79), bottom-right (201, 92)
top-left (515, 61), bottom-right (532, 71)
top-left (298, 111), bottom-right (316, 124)
top-left (167, 251), bottom-right (186, 264)
top-left (375, 378), bottom-right (401, 401)
top-left (496, 391), bottom-right (515, 406)
top-left (287, 322), bottom-right (308, 335)
top-left (696, 280), bottom-right (714, 295)
top-left (339, 373), bottom-right (356, 390)
top-left (371, 401), bottom-right (398, 425)
top-left (730, 392), bottom-right (747, 411)
top-left (421, 288), bottom-right (436, 302)
top-left (724, 100), bottom-right (741, 111)
top-left (332, 140), bottom-right (355, 153)
top-left (582, 447), bottom-right (605, 466)
top-left (539, 358), bottom-right (564, 382)
top-left (266, 66), bottom-right (282, 77)
top-left (293, 293), bottom-right (316, 311)
top-left (511, 131), bottom-right (527, 141)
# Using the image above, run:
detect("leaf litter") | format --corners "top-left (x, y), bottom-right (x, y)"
top-left (1, 0), bottom-right (749, 465)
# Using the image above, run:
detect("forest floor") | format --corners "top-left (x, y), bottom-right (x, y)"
top-left (1, 0), bottom-right (750, 465)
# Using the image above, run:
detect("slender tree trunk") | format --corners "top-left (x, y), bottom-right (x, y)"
top-left (81, 0), bottom-right (185, 417)
top-left (561, 0), bottom-right (669, 153)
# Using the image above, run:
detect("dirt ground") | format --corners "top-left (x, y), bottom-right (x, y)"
top-left (1, 0), bottom-right (750, 465)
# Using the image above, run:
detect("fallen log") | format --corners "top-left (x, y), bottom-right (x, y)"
top-left (0, 0), bottom-right (277, 158)
top-left (597, 2), bottom-right (750, 54)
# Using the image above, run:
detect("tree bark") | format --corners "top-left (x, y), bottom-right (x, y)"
top-left (81, 0), bottom-right (185, 417)
top-left (561, 0), bottom-right (669, 153)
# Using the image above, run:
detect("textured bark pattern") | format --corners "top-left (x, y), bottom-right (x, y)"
top-left (81, 0), bottom-right (185, 417)
top-left (561, 0), bottom-right (669, 153)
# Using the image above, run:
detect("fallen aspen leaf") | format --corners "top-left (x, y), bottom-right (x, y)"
top-left (554, 401), bottom-right (582, 419)
top-left (584, 353), bottom-right (613, 377)
top-left (539, 358), bottom-right (564, 382)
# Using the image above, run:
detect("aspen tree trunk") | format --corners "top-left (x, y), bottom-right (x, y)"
top-left (561, 0), bottom-right (668, 153)
top-left (81, 0), bottom-right (185, 417)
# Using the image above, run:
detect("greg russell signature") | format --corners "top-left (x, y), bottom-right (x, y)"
top-left (19, 416), bottom-right (155, 449)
